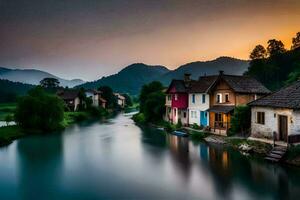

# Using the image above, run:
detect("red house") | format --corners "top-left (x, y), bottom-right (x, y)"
top-left (165, 74), bottom-right (192, 125)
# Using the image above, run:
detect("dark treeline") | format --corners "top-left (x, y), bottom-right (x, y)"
top-left (245, 32), bottom-right (300, 91)
top-left (0, 79), bottom-right (34, 103)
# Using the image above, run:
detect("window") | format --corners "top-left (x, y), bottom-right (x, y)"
top-left (256, 112), bottom-right (265, 124)
top-left (191, 111), bottom-right (197, 118)
top-left (192, 94), bottom-right (195, 103)
top-left (215, 113), bottom-right (224, 128)
top-left (184, 112), bottom-right (186, 118)
top-left (167, 95), bottom-right (171, 101)
top-left (216, 93), bottom-right (222, 103)
top-left (175, 94), bottom-right (178, 101)
top-left (225, 93), bottom-right (229, 102)
top-left (202, 94), bottom-right (206, 103)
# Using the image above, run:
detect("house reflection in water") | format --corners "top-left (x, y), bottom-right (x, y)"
top-left (166, 135), bottom-right (191, 180)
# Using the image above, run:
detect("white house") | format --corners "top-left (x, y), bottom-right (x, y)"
top-left (114, 93), bottom-right (126, 108)
top-left (249, 80), bottom-right (300, 143)
top-left (188, 76), bottom-right (216, 127)
top-left (85, 90), bottom-right (107, 108)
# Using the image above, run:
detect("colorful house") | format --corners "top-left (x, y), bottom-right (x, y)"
top-left (165, 74), bottom-right (191, 125)
top-left (206, 71), bottom-right (270, 135)
top-left (249, 80), bottom-right (300, 143)
top-left (188, 76), bottom-right (217, 127)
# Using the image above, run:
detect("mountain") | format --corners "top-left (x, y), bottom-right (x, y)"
top-left (0, 79), bottom-right (34, 103)
top-left (0, 67), bottom-right (85, 87)
top-left (77, 63), bottom-right (170, 95)
top-left (159, 57), bottom-right (249, 85)
top-left (78, 57), bottom-right (249, 95)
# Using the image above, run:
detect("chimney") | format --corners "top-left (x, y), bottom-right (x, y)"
top-left (184, 73), bottom-right (191, 83)
top-left (219, 70), bottom-right (224, 75)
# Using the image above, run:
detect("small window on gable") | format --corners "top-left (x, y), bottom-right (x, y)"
top-left (216, 93), bottom-right (222, 103)
top-left (225, 93), bottom-right (229, 102)
top-left (256, 112), bottom-right (265, 125)
top-left (202, 94), bottom-right (206, 103)
top-left (192, 94), bottom-right (195, 103)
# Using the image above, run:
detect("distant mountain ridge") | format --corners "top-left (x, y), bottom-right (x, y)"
top-left (78, 63), bottom-right (170, 94)
top-left (0, 67), bottom-right (85, 87)
top-left (78, 57), bottom-right (249, 95)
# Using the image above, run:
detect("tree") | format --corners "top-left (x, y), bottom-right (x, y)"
top-left (267, 39), bottom-right (286, 57)
top-left (291, 32), bottom-right (300, 50)
top-left (77, 87), bottom-right (86, 110)
top-left (250, 45), bottom-right (267, 60)
top-left (4, 114), bottom-right (13, 126)
top-left (40, 78), bottom-right (60, 88)
top-left (98, 86), bottom-right (118, 108)
top-left (139, 81), bottom-right (164, 113)
top-left (122, 93), bottom-right (133, 107)
top-left (284, 64), bottom-right (300, 85)
top-left (229, 106), bottom-right (251, 136)
top-left (15, 86), bottom-right (64, 131)
top-left (139, 81), bottom-right (165, 122)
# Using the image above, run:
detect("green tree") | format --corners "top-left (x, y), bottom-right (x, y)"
top-left (139, 81), bottom-right (164, 113)
top-left (284, 64), bottom-right (300, 85)
top-left (98, 86), bottom-right (117, 108)
top-left (122, 93), bottom-right (133, 107)
top-left (77, 87), bottom-right (86, 110)
top-left (250, 44), bottom-right (267, 60)
top-left (40, 78), bottom-right (60, 88)
top-left (267, 39), bottom-right (286, 57)
top-left (15, 86), bottom-right (64, 131)
top-left (4, 114), bottom-right (14, 126)
top-left (291, 32), bottom-right (300, 50)
top-left (139, 81), bottom-right (165, 122)
top-left (229, 105), bottom-right (251, 136)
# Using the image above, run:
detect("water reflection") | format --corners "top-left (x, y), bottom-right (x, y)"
top-left (0, 113), bottom-right (299, 199)
top-left (16, 134), bottom-right (63, 200)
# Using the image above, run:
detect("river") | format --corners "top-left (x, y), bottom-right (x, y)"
top-left (0, 112), bottom-right (300, 200)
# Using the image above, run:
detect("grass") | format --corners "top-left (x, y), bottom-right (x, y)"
top-left (0, 125), bottom-right (25, 146)
top-left (62, 111), bottom-right (90, 127)
top-left (0, 103), bottom-right (16, 121)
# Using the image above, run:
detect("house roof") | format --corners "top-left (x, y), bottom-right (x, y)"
top-left (57, 90), bottom-right (79, 100)
top-left (220, 75), bottom-right (270, 94)
top-left (206, 105), bottom-right (235, 114)
top-left (188, 76), bottom-right (218, 93)
top-left (99, 97), bottom-right (107, 103)
top-left (248, 80), bottom-right (300, 109)
top-left (166, 80), bottom-right (195, 93)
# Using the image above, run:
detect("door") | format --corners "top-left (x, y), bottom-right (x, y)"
top-left (200, 111), bottom-right (208, 126)
top-left (278, 115), bottom-right (288, 142)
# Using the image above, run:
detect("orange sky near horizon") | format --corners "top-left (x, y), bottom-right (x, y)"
top-left (0, 0), bottom-right (300, 80)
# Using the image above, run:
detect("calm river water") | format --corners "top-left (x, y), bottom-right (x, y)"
top-left (0, 112), bottom-right (300, 200)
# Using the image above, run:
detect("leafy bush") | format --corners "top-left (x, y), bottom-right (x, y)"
top-left (176, 120), bottom-right (182, 129)
top-left (286, 145), bottom-right (300, 160)
top-left (132, 113), bottom-right (146, 124)
top-left (192, 123), bottom-right (201, 130)
top-left (15, 86), bottom-right (65, 131)
top-left (164, 122), bottom-right (175, 132)
top-left (190, 131), bottom-right (208, 142)
top-left (4, 114), bottom-right (14, 126)
top-left (229, 105), bottom-right (251, 136)
top-left (87, 106), bottom-right (108, 117)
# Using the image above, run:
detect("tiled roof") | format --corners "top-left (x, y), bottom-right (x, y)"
top-left (249, 81), bottom-right (300, 109)
top-left (221, 75), bottom-right (270, 94)
top-left (57, 90), bottom-right (79, 100)
top-left (188, 76), bottom-right (218, 93)
top-left (166, 80), bottom-right (191, 93)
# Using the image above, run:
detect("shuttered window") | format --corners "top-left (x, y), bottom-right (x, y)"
top-left (256, 112), bottom-right (265, 125)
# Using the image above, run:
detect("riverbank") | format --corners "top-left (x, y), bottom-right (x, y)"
top-left (132, 115), bottom-right (300, 167)
top-left (0, 108), bottom-right (110, 147)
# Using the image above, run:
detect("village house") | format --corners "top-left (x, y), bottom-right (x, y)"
top-left (85, 89), bottom-right (107, 108)
top-left (57, 90), bottom-right (81, 111)
top-left (188, 76), bottom-right (217, 127)
top-left (206, 71), bottom-right (270, 135)
top-left (249, 80), bottom-right (300, 144)
top-left (114, 93), bottom-right (126, 108)
top-left (165, 74), bottom-right (192, 125)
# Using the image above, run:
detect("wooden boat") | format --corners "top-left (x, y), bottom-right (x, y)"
top-left (171, 130), bottom-right (189, 137)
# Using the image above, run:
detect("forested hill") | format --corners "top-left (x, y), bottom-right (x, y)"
top-left (245, 33), bottom-right (300, 91)
top-left (77, 63), bottom-right (170, 95)
top-left (78, 57), bottom-right (249, 95)
top-left (0, 79), bottom-right (34, 103)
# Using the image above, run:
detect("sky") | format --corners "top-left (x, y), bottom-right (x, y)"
top-left (0, 0), bottom-right (300, 81)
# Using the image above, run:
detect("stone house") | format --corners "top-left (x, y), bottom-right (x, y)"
top-left (249, 80), bottom-right (300, 143)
